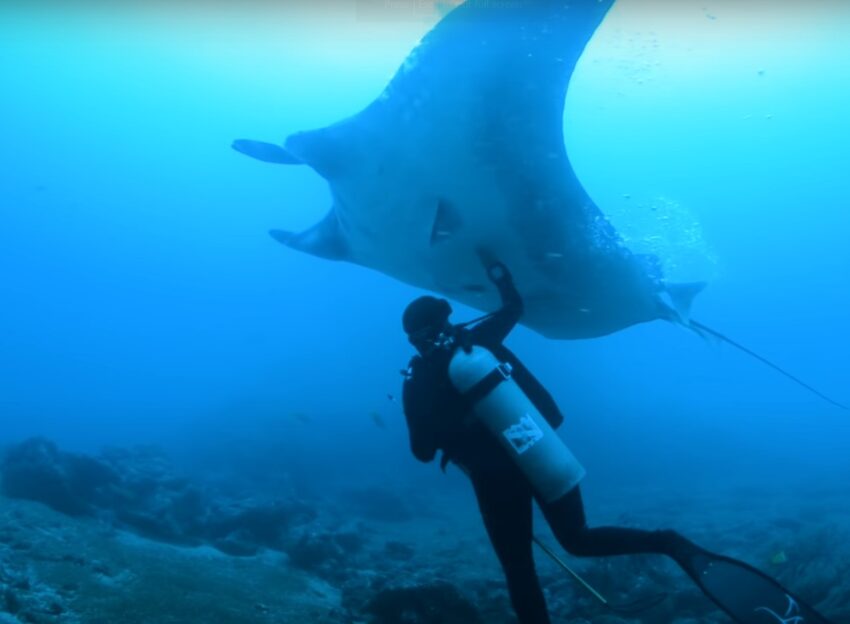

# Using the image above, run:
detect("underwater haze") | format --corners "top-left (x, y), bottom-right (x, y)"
top-left (1, 1), bottom-right (849, 623)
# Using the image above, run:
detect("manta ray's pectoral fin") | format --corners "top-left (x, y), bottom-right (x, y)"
top-left (269, 210), bottom-right (349, 261)
top-left (429, 198), bottom-right (464, 246)
top-left (232, 139), bottom-right (302, 165)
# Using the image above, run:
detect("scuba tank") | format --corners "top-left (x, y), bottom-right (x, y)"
top-left (448, 345), bottom-right (585, 504)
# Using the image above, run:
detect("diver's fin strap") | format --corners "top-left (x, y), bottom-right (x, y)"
top-left (463, 362), bottom-right (513, 406)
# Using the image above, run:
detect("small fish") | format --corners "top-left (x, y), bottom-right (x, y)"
top-left (387, 394), bottom-right (400, 406)
top-left (370, 412), bottom-right (387, 429)
top-left (770, 550), bottom-right (788, 566)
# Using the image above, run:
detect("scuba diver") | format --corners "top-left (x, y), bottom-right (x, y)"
top-left (400, 255), bottom-right (833, 624)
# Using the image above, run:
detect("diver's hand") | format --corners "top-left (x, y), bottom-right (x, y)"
top-left (475, 247), bottom-right (513, 285)
top-left (487, 262), bottom-right (511, 284)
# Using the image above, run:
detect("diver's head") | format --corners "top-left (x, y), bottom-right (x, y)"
top-left (403, 296), bottom-right (453, 354)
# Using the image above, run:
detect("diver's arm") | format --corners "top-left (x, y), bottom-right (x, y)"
top-left (472, 261), bottom-right (524, 345)
top-left (402, 373), bottom-right (438, 463)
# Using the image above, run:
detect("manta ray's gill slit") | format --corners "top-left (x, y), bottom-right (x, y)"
top-left (429, 198), bottom-right (464, 246)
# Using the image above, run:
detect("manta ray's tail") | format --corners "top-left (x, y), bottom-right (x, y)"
top-left (688, 319), bottom-right (849, 411)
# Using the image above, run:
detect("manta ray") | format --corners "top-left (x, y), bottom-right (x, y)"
top-left (234, 0), bottom-right (704, 340)
top-left (231, 0), bottom-right (847, 410)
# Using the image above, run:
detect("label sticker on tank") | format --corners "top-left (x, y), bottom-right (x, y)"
top-left (502, 414), bottom-right (544, 455)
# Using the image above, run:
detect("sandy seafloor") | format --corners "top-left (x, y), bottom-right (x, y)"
top-left (1, 445), bottom-right (847, 624)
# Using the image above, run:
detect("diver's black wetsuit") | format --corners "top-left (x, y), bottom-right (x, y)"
top-left (402, 272), bottom-right (686, 624)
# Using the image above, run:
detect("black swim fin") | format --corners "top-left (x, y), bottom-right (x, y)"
top-left (679, 546), bottom-right (835, 624)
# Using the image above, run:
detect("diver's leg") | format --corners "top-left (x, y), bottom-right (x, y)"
top-left (542, 490), bottom-right (834, 622)
top-left (541, 486), bottom-right (694, 561)
top-left (472, 470), bottom-right (551, 624)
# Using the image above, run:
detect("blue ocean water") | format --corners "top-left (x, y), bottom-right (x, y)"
top-left (0, 0), bottom-right (848, 599)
